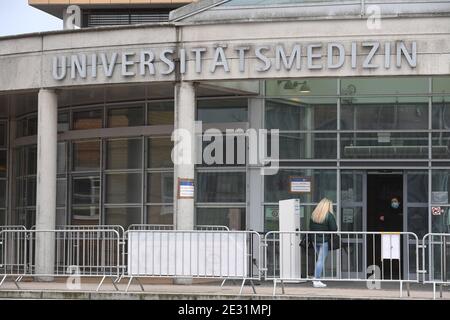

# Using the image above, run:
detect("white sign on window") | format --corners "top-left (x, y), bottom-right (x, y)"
top-left (381, 234), bottom-right (401, 260)
top-left (290, 177), bottom-right (311, 193)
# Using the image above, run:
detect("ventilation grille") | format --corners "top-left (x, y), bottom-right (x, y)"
top-left (86, 12), bottom-right (170, 27)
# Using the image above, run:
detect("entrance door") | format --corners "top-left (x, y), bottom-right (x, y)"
top-left (366, 172), bottom-right (404, 278)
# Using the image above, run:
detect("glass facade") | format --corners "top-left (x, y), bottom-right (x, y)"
top-left (5, 76), bottom-right (450, 235)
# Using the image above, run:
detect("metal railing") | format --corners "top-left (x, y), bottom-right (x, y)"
top-left (127, 224), bottom-right (230, 231)
top-left (422, 233), bottom-right (450, 299)
top-left (264, 231), bottom-right (420, 296)
top-left (0, 229), bottom-right (121, 291)
top-left (121, 230), bottom-right (261, 294)
top-left (0, 225), bottom-right (448, 298)
top-left (31, 225), bottom-right (125, 237)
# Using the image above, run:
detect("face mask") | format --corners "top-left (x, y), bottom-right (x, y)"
top-left (391, 200), bottom-right (400, 209)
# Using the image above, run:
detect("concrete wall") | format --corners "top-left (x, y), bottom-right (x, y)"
top-left (0, 15), bottom-right (449, 93)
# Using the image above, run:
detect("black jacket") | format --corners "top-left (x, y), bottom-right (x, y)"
top-left (309, 212), bottom-right (338, 243)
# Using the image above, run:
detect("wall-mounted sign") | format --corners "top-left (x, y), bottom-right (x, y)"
top-left (432, 206), bottom-right (443, 216)
top-left (342, 208), bottom-right (354, 223)
top-left (289, 176), bottom-right (311, 193)
top-left (178, 178), bottom-right (194, 199)
top-left (52, 40), bottom-right (417, 81)
top-left (381, 234), bottom-right (400, 260)
top-left (432, 192), bottom-right (448, 204)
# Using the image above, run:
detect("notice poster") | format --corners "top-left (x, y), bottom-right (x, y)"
top-left (381, 234), bottom-right (401, 260)
top-left (178, 179), bottom-right (194, 199)
top-left (289, 177), bottom-right (311, 193)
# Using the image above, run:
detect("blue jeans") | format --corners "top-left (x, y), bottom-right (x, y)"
top-left (314, 241), bottom-right (329, 279)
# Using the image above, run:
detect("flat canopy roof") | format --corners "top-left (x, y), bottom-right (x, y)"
top-left (28, 0), bottom-right (195, 19)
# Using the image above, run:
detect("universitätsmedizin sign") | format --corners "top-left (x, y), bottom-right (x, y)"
top-left (52, 40), bottom-right (417, 81)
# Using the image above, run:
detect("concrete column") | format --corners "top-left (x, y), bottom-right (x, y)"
top-left (35, 89), bottom-right (57, 281)
top-left (173, 82), bottom-right (196, 285)
top-left (173, 81), bottom-right (196, 231)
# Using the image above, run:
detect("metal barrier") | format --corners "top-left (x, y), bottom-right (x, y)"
top-left (264, 231), bottom-right (420, 296)
top-left (122, 230), bottom-right (261, 294)
top-left (31, 225), bottom-right (125, 237)
top-left (0, 229), bottom-right (121, 291)
top-left (422, 233), bottom-right (450, 299)
top-left (0, 226), bottom-right (27, 231)
top-left (127, 224), bottom-right (230, 231)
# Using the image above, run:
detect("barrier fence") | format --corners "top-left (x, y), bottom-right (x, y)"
top-left (0, 229), bottom-right (121, 291)
top-left (0, 225), bottom-right (447, 298)
top-left (422, 233), bottom-right (450, 299)
top-left (264, 231), bottom-right (420, 296)
top-left (122, 230), bottom-right (261, 294)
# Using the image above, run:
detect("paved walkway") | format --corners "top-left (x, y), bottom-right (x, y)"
top-left (0, 278), bottom-right (448, 300)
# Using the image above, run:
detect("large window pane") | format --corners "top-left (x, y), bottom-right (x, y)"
top-left (0, 180), bottom-right (5, 208)
top-left (200, 134), bottom-right (246, 166)
top-left (56, 179), bottom-right (66, 207)
top-left (341, 207), bottom-right (363, 232)
top-left (73, 140), bottom-right (100, 171)
top-left (148, 101), bottom-right (174, 125)
top-left (266, 98), bottom-right (337, 130)
top-left (57, 142), bottom-right (66, 174)
top-left (72, 176), bottom-right (100, 205)
top-left (341, 171), bottom-right (363, 203)
top-left (0, 210), bottom-right (5, 225)
top-left (197, 99), bottom-right (247, 123)
top-left (147, 172), bottom-right (173, 203)
top-left (108, 106), bottom-right (144, 128)
top-left (275, 133), bottom-right (337, 159)
top-left (106, 138), bottom-right (142, 170)
top-left (0, 150), bottom-right (6, 177)
top-left (148, 138), bottom-right (173, 168)
top-left (72, 109), bottom-right (103, 130)
top-left (407, 207), bottom-right (428, 238)
top-left (432, 133), bottom-right (450, 158)
top-left (105, 173), bottom-right (142, 204)
top-left (105, 207), bottom-right (142, 228)
top-left (432, 102), bottom-right (450, 130)
top-left (341, 97), bottom-right (428, 130)
top-left (433, 77), bottom-right (450, 94)
top-left (197, 172), bottom-right (246, 203)
top-left (26, 178), bottom-right (36, 207)
top-left (196, 208), bottom-right (245, 230)
top-left (432, 207), bottom-right (450, 233)
top-left (266, 78), bottom-right (337, 96)
top-left (71, 207), bottom-right (99, 225)
top-left (0, 122), bottom-right (6, 147)
top-left (407, 172), bottom-right (428, 203)
top-left (58, 112), bottom-right (69, 133)
top-left (265, 169), bottom-right (336, 203)
top-left (147, 205), bottom-right (173, 225)
top-left (24, 146), bottom-right (37, 175)
top-left (341, 132), bottom-right (428, 159)
top-left (341, 77), bottom-right (428, 95)
top-left (432, 170), bottom-right (450, 205)
top-left (71, 176), bottom-right (100, 225)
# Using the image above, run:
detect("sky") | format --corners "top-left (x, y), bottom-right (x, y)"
top-left (0, 0), bottom-right (62, 37)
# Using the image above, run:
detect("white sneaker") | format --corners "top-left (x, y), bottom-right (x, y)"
top-left (312, 281), bottom-right (327, 288)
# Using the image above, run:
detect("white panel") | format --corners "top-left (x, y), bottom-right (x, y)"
top-left (279, 199), bottom-right (301, 279)
top-left (381, 234), bottom-right (401, 260)
top-left (127, 231), bottom-right (248, 278)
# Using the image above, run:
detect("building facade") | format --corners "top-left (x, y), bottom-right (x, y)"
top-left (1, 0), bottom-right (450, 253)
top-left (29, 0), bottom-right (196, 26)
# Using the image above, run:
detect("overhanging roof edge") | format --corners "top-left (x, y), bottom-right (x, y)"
top-left (169, 0), bottom-right (231, 22)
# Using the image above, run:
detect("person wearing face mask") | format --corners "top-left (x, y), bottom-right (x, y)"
top-left (378, 197), bottom-right (402, 231)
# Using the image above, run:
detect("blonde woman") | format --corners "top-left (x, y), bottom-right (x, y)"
top-left (310, 198), bottom-right (337, 288)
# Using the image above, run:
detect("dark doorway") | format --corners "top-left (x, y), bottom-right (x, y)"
top-left (367, 173), bottom-right (404, 279)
